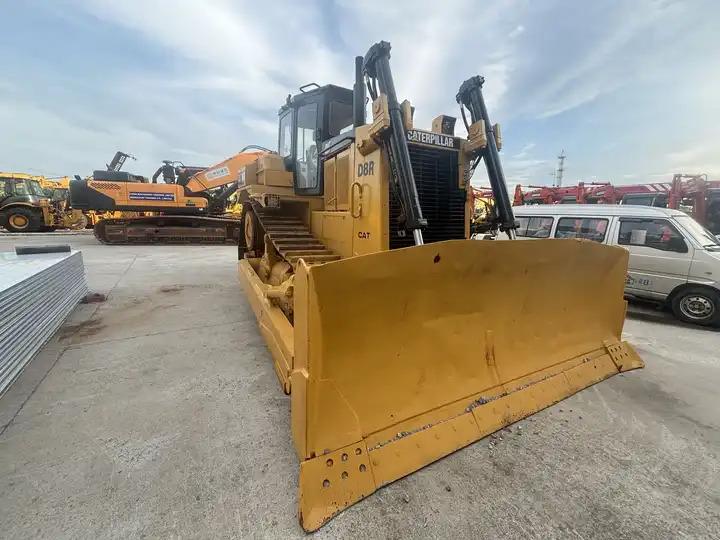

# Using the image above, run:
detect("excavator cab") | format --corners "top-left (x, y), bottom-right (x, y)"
top-left (278, 84), bottom-right (354, 196)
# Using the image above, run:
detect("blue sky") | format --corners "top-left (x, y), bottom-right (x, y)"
top-left (1, 0), bottom-right (718, 189)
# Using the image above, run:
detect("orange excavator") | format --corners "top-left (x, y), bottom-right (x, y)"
top-left (69, 147), bottom-right (268, 243)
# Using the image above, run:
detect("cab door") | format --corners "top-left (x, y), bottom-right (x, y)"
top-left (616, 218), bottom-right (692, 300)
top-left (293, 102), bottom-right (321, 196)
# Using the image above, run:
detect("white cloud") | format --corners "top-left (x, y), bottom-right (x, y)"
top-left (513, 142), bottom-right (536, 159)
top-left (667, 145), bottom-right (712, 165)
top-left (73, 0), bottom-right (348, 110)
top-left (3, 0), bottom-right (719, 185)
top-left (508, 25), bottom-right (525, 39)
top-left (512, 0), bottom-right (687, 119)
top-left (0, 99), bottom-right (160, 175)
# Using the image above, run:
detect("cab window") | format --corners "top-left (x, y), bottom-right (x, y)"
top-left (328, 101), bottom-right (353, 137)
top-left (295, 103), bottom-right (318, 190)
top-left (278, 112), bottom-right (292, 158)
top-left (555, 217), bottom-right (608, 242)
top-left (622, 194), bottom-right (668, 207)
top-left (28, 180), bottom-right (45, 196)
top-left (14, 181), bottom-right (28, 196)
top-left (652, 195), bottom-right (668, 207)
top-left (618, 219), bottom-right (688, 253)
top-left (516, 216), bottom-right (554, 238)
top-left (622, 194), bottom-right (653, 206)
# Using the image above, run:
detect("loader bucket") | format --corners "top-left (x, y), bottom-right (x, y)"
top-left (289, 239), bottom-right (644, 531)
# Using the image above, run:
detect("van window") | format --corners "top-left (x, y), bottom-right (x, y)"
top-left (516, 216), bottom-right (553, 238)
top-left (675, 214), bottom-right (720, 249)
top-left (554, 217), bottom-right (608, 242)
top-left (618, 219), bottom-right (688, 253)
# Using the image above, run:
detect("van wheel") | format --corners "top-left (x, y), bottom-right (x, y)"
top-left (671, 287), bottom-right (720, 326)
top-left (4, 207), bottom-right (43, 232)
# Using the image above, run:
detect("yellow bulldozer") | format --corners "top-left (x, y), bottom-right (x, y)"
top-left (235, 41), bottom-right (645, 531)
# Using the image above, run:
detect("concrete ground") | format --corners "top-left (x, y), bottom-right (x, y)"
top-left (0, 232), bottom-right (718, 539)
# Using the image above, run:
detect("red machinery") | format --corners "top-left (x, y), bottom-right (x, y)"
top-left (512, 175), bottom-right (720, 233)
top-left (515, 181), bottom-right (672, 205)
top-left (513, 182), bottom-right (597, 205)
top-left (668, 174), bottom-right (720, 233)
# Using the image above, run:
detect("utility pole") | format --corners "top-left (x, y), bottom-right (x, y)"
top-left (555, 150), bottom-right (566, 187)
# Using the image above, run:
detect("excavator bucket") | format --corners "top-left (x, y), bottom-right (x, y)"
top-left (288, 238), bottom-right (643, 531)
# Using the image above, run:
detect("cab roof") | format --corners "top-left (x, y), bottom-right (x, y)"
top-left (278, 84), bottom-right (352, 115)
top-left (0, 172), bottom-right (43, 181)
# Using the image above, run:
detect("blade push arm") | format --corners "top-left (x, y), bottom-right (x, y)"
top-left (456, 76), bottom-right (517, 236)
top-left (363, 41), bottom-right (427, 245)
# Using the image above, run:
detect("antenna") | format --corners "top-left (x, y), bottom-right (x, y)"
top-left (555, 150), bottom-right (566, 187)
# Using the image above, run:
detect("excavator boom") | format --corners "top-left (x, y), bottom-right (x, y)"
top-left (185, 150), bottom-right (266, 193)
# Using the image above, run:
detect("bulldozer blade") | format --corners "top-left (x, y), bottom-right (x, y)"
top-left (288, 239), bottom-right (643, 531)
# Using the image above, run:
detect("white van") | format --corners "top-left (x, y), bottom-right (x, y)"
top-left (510, 204), bottom-right (720, 326)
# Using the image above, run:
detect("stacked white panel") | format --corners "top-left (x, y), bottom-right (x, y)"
top-left (0, 250), bottom-right (87, 396)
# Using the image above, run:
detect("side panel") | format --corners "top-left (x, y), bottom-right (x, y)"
top-left (85, 181), bottom-right (208, 211)
top-left (310, 212), bottom-right (354, 258)
top-left (350, 147), bottom-right (388, 254)
top-left (614, 222), bottom-right (693, 299)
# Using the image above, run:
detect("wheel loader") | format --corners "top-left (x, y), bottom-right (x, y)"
top-left (236, 41), bottom-right (645, 531)
top-left (0, 172), bottom-right (86, 232)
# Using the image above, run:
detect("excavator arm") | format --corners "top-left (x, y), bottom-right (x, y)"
top-left (185, 148), bottom-right (269, 193)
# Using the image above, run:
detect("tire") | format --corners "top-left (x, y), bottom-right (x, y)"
top-left (4, 207), bottom-right (43, 233)
top-left (670, 286), bottom-right (720, 327)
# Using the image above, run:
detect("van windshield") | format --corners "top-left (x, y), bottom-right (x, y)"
top-left (675, 215), bottom-right (720, 249)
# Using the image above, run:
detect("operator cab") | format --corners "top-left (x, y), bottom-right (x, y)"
top-left (277, 83), bottom-right (353, 196)
top-left (0, 176), bottom-right (48, 204)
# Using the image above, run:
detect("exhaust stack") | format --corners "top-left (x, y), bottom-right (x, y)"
top-left (353, 56), bottom-right (366, 127)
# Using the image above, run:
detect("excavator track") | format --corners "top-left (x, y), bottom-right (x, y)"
top-left (251, 204), bottom-right (341, 266)
top-left (94, 215), bottom-right (242, 245)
